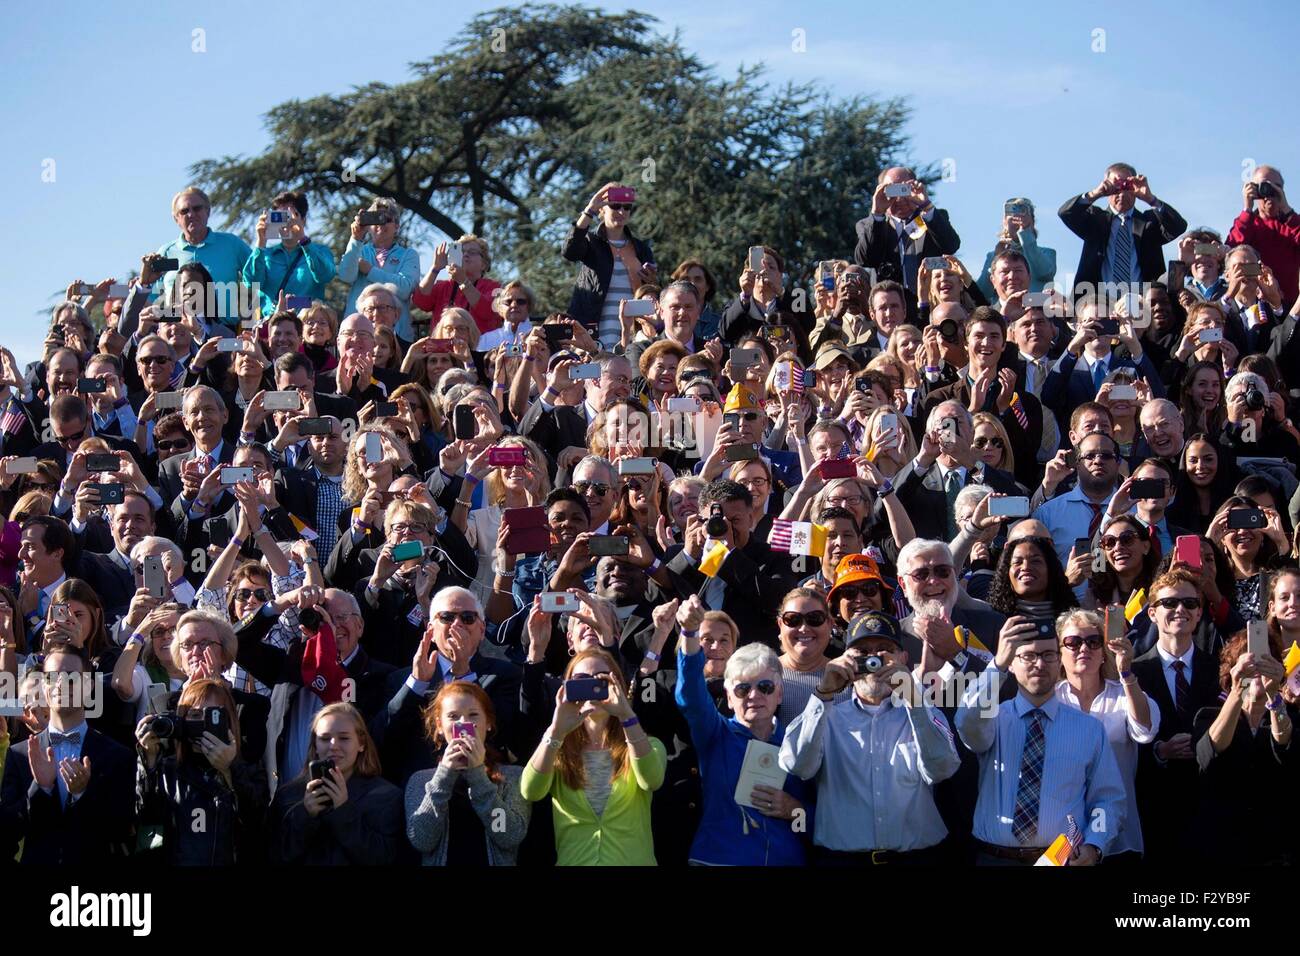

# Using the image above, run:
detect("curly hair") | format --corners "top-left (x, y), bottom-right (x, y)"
top-left (986, 536), bottom-right (1078, 618)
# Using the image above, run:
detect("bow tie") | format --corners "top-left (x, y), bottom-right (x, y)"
top-left (49, 731), bottom-right (82, 746)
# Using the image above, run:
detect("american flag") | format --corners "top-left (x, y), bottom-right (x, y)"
top-left (1065, 813), bottom-right (1082, 850)
top-left (0, 398), bottom-right (26, 437)
top-left (768, 519), bottom-right (827, 557)
top-left (1009, 392), bottom-right (1029, 429)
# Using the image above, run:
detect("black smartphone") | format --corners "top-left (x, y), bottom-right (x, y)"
top-left (724, 443), bottom-right (759, 462)
top-left (1226, 507), bottom-right (1266, 530)
top-left (453, 405), bottom-right (477, 440)
top-left (542, 324), bottom-right (572, 348)
top-left (89, 482), bottom-right (125, 505)
top-left (1094, 319), bottom-right (1121, 336)
top-left (308, 758), bottom-right (335, 781)
top-left (587, 535), bottom-right (630, 557)
top-left (297, 417), bottom-right (333, 436)
top-left (77, 377), bottom-right (107, 394)
top-left (564, 676), bottom-right (609, 702)
top-left (204, 706), bottom-right (231, 743)
top-left (85, 453), bottom-right (121, 473)
top-left (1073, 537), bottom-right (1093, 556)
top-left (358, 211), bottom-right (387, 226)
top-left (154, 257), bottom-right (180, 272)
top-left (208, 521), bottom-right (233, 550)
top-left (374, 401), bottom-right (399, 417)
top-left (1129, 478), bottom-right (1167, 500)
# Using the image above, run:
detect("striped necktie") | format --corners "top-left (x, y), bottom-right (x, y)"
top-left (1172, 660), bottom-right (1191, 716)
top-left (1011, 708), bottom-right (1046, 845)
top-left (1113, 215), bottom-right (1133, 287)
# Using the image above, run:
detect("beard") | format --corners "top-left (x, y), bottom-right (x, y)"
top-left (913, 597), bottom-right (953, 620)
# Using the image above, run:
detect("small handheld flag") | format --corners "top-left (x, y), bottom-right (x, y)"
top-left (1009, 392), bottom-right (1029, 429)
top-left (1124, 588), bottom-right (1146, 623)
top-left (768, 520), bottom-right (828, 557)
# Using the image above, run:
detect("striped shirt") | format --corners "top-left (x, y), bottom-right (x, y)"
top-left (598, 240), bottom-right (634, 349)
top-left (779, 665), bottom-right (849, 727)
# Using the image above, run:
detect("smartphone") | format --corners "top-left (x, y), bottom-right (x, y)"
top-left (564, 676), bottom-right (609, 702)
top-left (374, 401), bottom-right (399, 418)
top-left (587, 535), bottom-right (630, 557)
top-left (817, 458), bottom-right (857, 481)
top-left (146, 683), bottom-right (172, 717)
top-left (77, 377), bottom-right (107, 394)
top-left (760, 324), bottom-right (791, 344)
top-left (1226, 507), bottom-right (1266, 530)
top-left (1247, 619), bottom-right (1270, 659)
top-left (85, 453), bottom-right (120, 473)
top-left (1193, 243), bottom-right (1219, 257)
top-left (451, 721), bottom-right (476, 740)
top-left (1005, 200), bottom-right (1032, 217)
top-left (391, 540), bottom-right (424, 562)
top-left (1104, 605), bottom-right (1126, 642)
top-left (264, 390), bottom-right (302, 411)
top-left (217, 339), bottom-right (245, 354)
top-left (358, 211), bottom-right (387, 226)
top-left (608, 186), bottom-right (636, 205)
top-left (1198, 328), bottom-right (1224, 344)
top-left (155, 391), bottom-right (185, 411)
top-left (987, 496), bottom-right (1031, 518)
top-left (88, 482), bottom-right (125, 504)
top-left (1175, 534), bottom-right (1202, 570)
top-left (364, 433), bottom-right (383, 464)
top-left (1094, 319), bottom-right (1120, 336)
top-left (747, 246), bottom-right (765, 273)
top-left (446, 241), bottom-right (463, 269)
top-left (297, 417), bottom-right (333, 436)
top-left (1109, 385), bottom-right (1139, 401)
top-left (284, 294), bottom-right (313, 310)
top-left (540, 591), bottom-right (581, 613)
top-left (939, 415), bottom-right (959, 443)
top-left (616, 458), bottom-right (655, 476)
top-left (453, 405), bottom-right (477, 440)
top-left (1064, 449), bottom-right (1078, 469)
top-left (729, 348), bottom-right (761, 369)
top-left (884, 183), bottom-right (912, 199)
top-left (922, 256), bottom-right (949, 272)
top-left (1022, 292), bottom-right (1050, 309)
top-left (220, 466), bottom-right (255, 485)
top-left (154, 257), bottom-right (180, 272)
top-left (542, 324), bottom-right (572, 348)
top-left (877, 410), bottom-right (899, 436)
top-left (501, 506), bottom-right (550, 555)
top-left (623, 299), bottom-right (656, 318)
top-left (142, 554), bottom-right (167, 599)
top-left (425, 338), bottom-right (456, 354)
top-left (488, 446), bottom-right (527, 467)
top-left (6, 457), bottom-right (37, 475)
top-left (208, 521), bottom-right (233, 550)
top-left (666, 396), bottom-right (701, 413)
top-left (1073, 536), bottom-right (1094, 557)
top-left (570, 363), bottom-right (602, 381)
top-left (724, 443), bottom-right (759, 462)
top-left (802, 369), bottom-right (817, 389)
top-left (50, 602), bottom-right (74, 627)
top-left (1240, 262), bottom-right (1262, 277)
top-left (308, 758), bottom-right (335, 782)
top-left (203, 706), bottom-right (232, 744)
top-left (1129, 478), bottom-right (1166, 500)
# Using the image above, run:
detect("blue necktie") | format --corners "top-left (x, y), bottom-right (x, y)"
top-left (1090, 360), bottom-right (1107, 393)
top-left (1012, 709), bottom-right (1046, 845)
top-left (1113, 215), bottom-right (1133, 287)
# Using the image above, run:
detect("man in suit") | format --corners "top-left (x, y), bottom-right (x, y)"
top-left (662, 478), bottom-right (800, 650)
top-left (892, 401), bottom-right (1022, 542)
top-left (625, 280), bottom-right (713, 370)
top-left (242, 353), bottom-right (358, 461)
top-left (158, 384), bottom-right (235, 512)
top-left (369, 586), bottom-right (521, 785)
top-left (922, 307), bottom-right (1044, 491)
top-left (1059, 163), bottom-right (1187, 293)
top-left (854, 166), bottom-right (961, 316)
top-left (0, 650), bottom-right (135, 864)
top-left (519, 353), bottom-right (633, 478)
top-left (315, 314), bottom-right (408, 406)
top-left (1041, 295), bottom-right (1165, 421)
top-left (718, 246), bottom-right (813, 353)
top-left (81, 353), bottom-right (139, 441)
top-left (75, 490), bottom-right (155, 629)
top-left (1007, 303), bottom-right (1067, 461)
top-left (1131, 568), bottom-right (1223, 865)
top-left (31, 394), bottom-right (143, 479)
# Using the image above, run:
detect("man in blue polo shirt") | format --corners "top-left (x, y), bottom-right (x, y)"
top-left (153, 186), bottom-right (251, 327)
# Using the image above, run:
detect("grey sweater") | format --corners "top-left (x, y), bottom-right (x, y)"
top-left (404, 763), bottom-right (530, 866)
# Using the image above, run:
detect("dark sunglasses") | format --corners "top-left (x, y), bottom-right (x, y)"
top-left (1061, 633), bottom-right (1104, 651)
top-left (436, 611), bottom-right (480, 626)
top-left (729, 411), bottom-right (761, 422)
top-left (156, 440), bottom-right (191, 453)
top-left (837, 582), bottom-right (881, 601)
top-left (732, 679), bottom-right (777, 696)
top-left (1152, 597), bottom-right (1201, 611)
top-left (234, 588), bottom-right (270, 603)
top-left (504, 298), bottom-right (530, 306)
top-left (574, 481), bottom-right (610, 497)
top-left (1100, 531), bottom-right (1140, 550)
top-left (139, 355), bottom-right (172, 366)
top-left (903, 564), bottom-right (954, 583)
top-left (972, 436), bottom-right (1004, 450)
top-left (607, 203), bottom-right (635, 213)
top-left (781, 610), bottom-right (829, 629)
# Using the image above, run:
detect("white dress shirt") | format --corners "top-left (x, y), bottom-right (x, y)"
top-left (1155, 641), bottom-right (1196, 703)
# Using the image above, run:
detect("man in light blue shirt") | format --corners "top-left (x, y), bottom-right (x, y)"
top-left (781, 612), bottom-right (960, 862)
top-left (154, 187), bottom-right (252, 327)
top-left (1032, 431), bottom-right (1122, 565)
top-left (957, 618), bottom-right (1125, 865)
top-left (241, 190), bottom-right (336, 318)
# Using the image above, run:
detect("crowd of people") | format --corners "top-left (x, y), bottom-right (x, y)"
top-left (1, 162), bottom-right (1299, 867)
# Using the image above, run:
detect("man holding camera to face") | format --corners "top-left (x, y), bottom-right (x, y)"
top-left (854, 167), bottom-right (961, 312)
top-left (780, 611), bottom-right (960, 865)
top-left (1229, 165), bottom-right (1300, 304)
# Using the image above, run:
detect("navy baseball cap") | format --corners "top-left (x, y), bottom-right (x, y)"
top-left (845, 611), bottom-right (903, 647)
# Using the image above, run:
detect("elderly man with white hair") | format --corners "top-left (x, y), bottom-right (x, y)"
top-left (368, 586), bottom-right (521, 784)
top-left (672, 595), bottom-right (809, 866)
top-left (1221, 370), bottom-right (1300, 459)
top-left (1137, 398), bottom-right (1184, 462)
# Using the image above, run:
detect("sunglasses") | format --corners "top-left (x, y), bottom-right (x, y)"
top-left (156, 440), bottom-right (192, 453)
top-left (505, 298), bottom-right (530, 306)
top-left (729, 411), bottom-right (761, 422)
top-left (1080, 451), bottom-right (1117, 462)
top-left (1061, 633), bottom-right (1104, 651)
top-left (1152, 597), bottom-right (1201, 611)
top-left (607, 203), bottom-right (635, 212)
top-left (903, 564), bottom-right (954, 583)
top-left (233, 588), bottom-right (270, 603)
top-left (1100, 531), bottom-right (1140, 550)
top-left (732, 679), bottom-right (777, 696)
top-left (972, 436), bottom-right (1004, 450)
top-left (139, 355), bottom-right (172, 366)
top-left (436, 611), bottom-right (480, 626)
top-left (574, 481), bottom-right (610, 497)
top-left (780, 610), bottom-right (829, 629)
top-left (837, 582), bottom-right (881, 601)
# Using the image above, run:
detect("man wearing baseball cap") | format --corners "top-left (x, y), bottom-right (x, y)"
top-left (779, 611), bottom-right (960, 864)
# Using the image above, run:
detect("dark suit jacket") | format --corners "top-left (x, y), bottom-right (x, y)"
top-left (30, 435), bottom-right (144, 476)
top-left (1058, 194), bottom-right (1187, 288)
top-left (662, 539), bottom-right (800, 649)
top-left (892, 457), bottom-right (1022, 542)
top-left (315, 367), bottom-right (409, 408)
top-left (0, 728), bottom-right (135, 864)
top-left (922, 373), bottom-right (1043, 490)
top-left (852, 210), bottom-right (962, 288)
top-left (1131, 644), bottom-right (1222, 864)
top-left (1039, 348), bottom-right (1165, 422)
top-left (76, 550), bottom-right (135, 624)
top-left (159, 442), bottom-right (236, 512)
top-left (518, 401), bottom-right (589, 478)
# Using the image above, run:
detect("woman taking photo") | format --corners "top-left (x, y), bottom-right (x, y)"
top-left (774, 588), bottom-right (849, 725)
top-left (521, 648), bottom-right (666, 866)
top-left (985, 535), bottom-right (1077, 624)
top-left (134, 677), bottom-right (268, 864)
top-left (1071, 514), bottom-right (1159, 611)
top-left (564, 182), bottom-right (656, 349)
top-left (111, 603), bottom-right (187, 722)
top-left (413, 235), bottom-right (501, 336)
top-left (405, 681), bottom-right (529, 866)
top-left (1206, 495), bottom-right (1290, 621)
top-left (1053, 608), bottom-right (1158, 861)
top-left (270, 702), bottom-right (405, 865)
top-left (38, 578), bottom-right (131, 742)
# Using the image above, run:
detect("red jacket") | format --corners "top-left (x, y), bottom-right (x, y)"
top-left (411, 278), bottom-right (502, 335)
top-left (1228, 210), bottom-right (1300, 303)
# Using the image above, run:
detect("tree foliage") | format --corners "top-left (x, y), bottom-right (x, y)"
top-left (192, 3), bottom-right (927, 314)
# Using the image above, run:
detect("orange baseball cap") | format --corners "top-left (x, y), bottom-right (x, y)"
top-left (827, 552), bottom-right (893, 607)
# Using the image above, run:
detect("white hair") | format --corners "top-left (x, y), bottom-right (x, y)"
top-left (131, 535), bottom-right (183, 567)
top-left (358, 282), bottom-right (400, 308)
top-left (724, 643), bottom-right (781, 687)
top-left (324, 588), bottom-right (362, 619)
top-left (431, 585), bottom-right (484, 618)
top-left (954, 484), bottom-right (992, 518)
top-left (1226, 371), bottom-right (1269, 400)
top-left (896, 538), bottom-right (953, 573)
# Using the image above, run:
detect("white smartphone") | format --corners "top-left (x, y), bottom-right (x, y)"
top-left (748, 246), bottom-right (765, 272)
top-left (1247, 619), bottom-right (1270, 659)
top-left (217, 339), bottom-right (244, 354)
top-left (1109, 385), bottom-right (1139, 401)
top-left (666, 396), bottom-right (701, 413)
top-left (616, 457), bottom-right (655, 475)
top-left (884, 182), bottom-right (913, 198)
top-left (446, 241), bottom-right (463, 268)
top-left (1198, 328), bottom-right (1224, 344)
top-left (987, 496), bottom-right (1031, 518)
top-left (6, 457), bottom-right (38, 474)
top-left (365, 432), bottom-right (383, 464)
top-left (264, 390), bottom-right (302, 411)
top-left (220, 466), bottom-right (255, 485)
top-left (540, 592), bottom-right (581, 613)
top-left (154, 391), bottom-right (185, 411)
top-left (570, 363), bottom-right (601, 381)
top-left (623, 299), bottom-right (656, 317)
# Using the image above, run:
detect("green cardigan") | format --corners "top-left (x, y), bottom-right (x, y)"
top-left (520, 737), bottom-right (667, 866)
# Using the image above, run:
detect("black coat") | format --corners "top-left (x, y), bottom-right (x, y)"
top-left (135, 753), bottom-right (268, 865)
top-left (268, 772), bottom-right (408, 865)
top-left (1058, 194), bottom-right (1187, 289)
top-left (561, 221), bottom-right (655, 332)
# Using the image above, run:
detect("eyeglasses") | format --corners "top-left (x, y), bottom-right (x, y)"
top-left (574, 481), bottom-right (611, 497)
top-left (1015, 650), bottom-right (1060, 666)
top-left (1100, 531), bottom-right (1140, 550)
top-left (972, 436), bottom-right (1005, 450)
top-left (505, 298), bottom-right (530, 306)
top-left (26, 480), bottom-right (57, 492)
top-left (1061, 633), bottom-right (1104, 651)
top-left (607, 203), bottom-right (635, 213)
top-left (1080, 451), bottom-right (1117, 462)
top-left (827, 496), bottom-right (864, 509)
top-left (233, 588), bottom-right (270, 603)
top-left (362, 303), bottom-right (398, 314)
top-left (738, 476), bottom-right (769, 488)
top-left (837, 582), bottom-right (881, 601)
top-left (139, 355), bottom-right (172, 366)
top-left (1152, 597), bottom-right (1202, 611)
top-left (176, 640), bottom-right (222, 653)
top-left (435, 611), bottom-right (480, 626)
top-left (903, 564), bottom-right (954, 583)
top-left (732, 679), bottom-right (777, 696)
top-left (156, 439), bottom-right (191, 453)
top-left (389, 523), bottom-right (431, 536)
top-left (780, 610), bottom-right (828, 629)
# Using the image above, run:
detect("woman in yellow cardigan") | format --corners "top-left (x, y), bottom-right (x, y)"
top-left (520, 649), bottom-right (666, 865)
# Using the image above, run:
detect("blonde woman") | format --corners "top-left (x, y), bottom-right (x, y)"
top-left (299, 301), bottom-right (339, 373)
top-left (413, 233), bottom-right (502, 335)
top-left (970, 412), bottom-right (1023, 492)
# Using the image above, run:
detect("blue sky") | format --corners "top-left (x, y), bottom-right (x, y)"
top-left (3, 0), bottom-right (1294, 366)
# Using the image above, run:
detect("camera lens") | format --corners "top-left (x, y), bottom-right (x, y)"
top-left (939, 319), bottom-right (958, 342)
top-left (1258, 181), bottom-right (1277, 200)
top-left (151, 715), bottom-right (177, 740)
top-left (1245, 387), bottom-right (1266, 412)
top-left (705, 505), bottom-right (728, 538)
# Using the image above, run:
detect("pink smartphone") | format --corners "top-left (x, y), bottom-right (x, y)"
top-left (452, 721), bottom-right (475, 739)
top-left (608, 186), bottom-right (636, 204)
top-left (1174, 535), bottom-right (1202, 570)
top-left (818, 458), bottom-right (857, 481)
top-left (488, 446), bottom-right (527, 467)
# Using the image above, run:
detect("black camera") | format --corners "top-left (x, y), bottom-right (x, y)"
top-left (1257, 180), bottom-right (1278, 200)
top-left (938, 318), bottom-right (959, 343)
top-left (308, 758), bottom-right (335, 781)
top-left (855, 654), bottom-right (886, 675)
top-left (150, 706), bottom-right (229, 744)
top-left (705, 504), bottom-right (728, 538)
top-left (1244, 386), bottom-right (1266, 412)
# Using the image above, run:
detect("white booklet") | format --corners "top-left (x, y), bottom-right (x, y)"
top-left (733, 738), bottom-right (787, 808)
